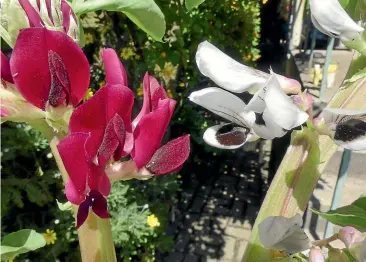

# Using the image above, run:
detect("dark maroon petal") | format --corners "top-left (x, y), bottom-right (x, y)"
top-left (133, 73), bottom-right (168, 126)
top-left (76, 197), bottom-right (92, 228)
top-left (61, 0), bottom-right (72, 32)
top-left (131, 100), bottom-right (172, 168)
top-left (97, 114), bottom-right (125, 165)
top-left (47, 50), bottom-right (71, 106)
top-left (146, 135), bottom-right (190, 175)
top-left (90, 190), bottom-right (110, 219)
top-left (101, 48), bottom-right (128, 87)
top-left (57, 133), bottom-right (89, 204)
top-left (19, 0), bottom-right (43, 27)
top-left (69, 84), bottom-right (134, 160)
top-left (10, 28), bottom-right (90, 109)
top-left (1, 52), bottom-right (14, 84)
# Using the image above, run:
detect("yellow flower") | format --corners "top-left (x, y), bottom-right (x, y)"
top-left (147, 214), bottom-right (160, 228)
top-left (99, 80), bottom-right (106, 88)
top-left (84, 33), bottom-right (94, 45)
top-left (167, 88), bottom-right (173, 98)
top-left (136, 83), bottom-right (143, 97)
top-left (179, 82), bottom-right (185, 87)
top-left (155, 62), bottom-right (178, 86)
top-left (83, 88), bottom-right (94, 101)
top-left (262, 0), bottom-right (268, 4)
top-left (42, 229), bottom-right (57, 245)
top-left (120, 47), bottom-right (136, 61)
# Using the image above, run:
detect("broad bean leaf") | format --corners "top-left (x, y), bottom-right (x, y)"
top-left (73, 0), bottom-right (165, 41)
top-left (311, 196), bottom-right (366, 232)
top-left (1, 229), bottom-right (46, 261)
top-left (185, 0), bottom-right (206, 11)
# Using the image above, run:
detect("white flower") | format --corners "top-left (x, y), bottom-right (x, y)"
top-left (321, 108), bottom-right (366, 151)
top-left (196, 41), bottom-right (301, 94)
top-left (246, 73), bottom-right (308, 139)
top-left (188, 87), bottom-right (257, 149)
top-left (309, 0), bottom-right (364, 42)
top-left (258, 214), bottom-right (310, 254)
top-left (189, 73), bottom-right (308, 148)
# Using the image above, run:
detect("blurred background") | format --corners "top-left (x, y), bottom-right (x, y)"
top-left (2, 0), bottom-right (364, 261)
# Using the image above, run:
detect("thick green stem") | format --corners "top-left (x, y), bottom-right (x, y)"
top-left (49, 137), bottom-right (117, 262)
top-left (242, 57), bottom-right (366, 261)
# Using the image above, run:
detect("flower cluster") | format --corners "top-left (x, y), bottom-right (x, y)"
top-left (1, 28), bottom-right (190, 228)
top-left (189, 41), bottom-right (308, 149)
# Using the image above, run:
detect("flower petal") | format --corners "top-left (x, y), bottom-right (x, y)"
top-left (101, 48), bottom-right (128, 87)
top-left (189, 87), bottom-right (256, 128)
top-left (196, 41), bottom-right (268, 93)
top-left (133, 73), bottom-right (168, 127)
top-left (18, 0), bottom-right (43, 27)
top-left (1, 52), bottom-right (14, 83)
top-left (131, 99), bottom-right (173, 168)
top-left (146, 135), bottom-right (190, 175)
top-left (252, 111), bottom-right (287, 139)
top-left (97, 114), bottom-right (125, 165)
top-left (90, 190), bottom-right (110, 219)
top-left (323, 108), bottom-right (366, 151)
top-left (69, 84), bottom-right (134, 160)
top-left (10, 28), bottom-right (90, 109)
top-left (309, 0), bottom-right (364, 41)
top-left (203, 123), bottom-right (253, 149)
top-left (57, 133), bottom-right (89, 204)
top-left (263, 74), bottom-right (308, 130)
top-left (76, 197), bottom-right (92, 228)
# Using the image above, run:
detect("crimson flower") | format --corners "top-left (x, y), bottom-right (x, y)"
top-left (10, 28), bottom-right (89, 111)
top-left (57, 133), bottom-right (110, 228)
top-left (131, 73), bottom-right (190, 175)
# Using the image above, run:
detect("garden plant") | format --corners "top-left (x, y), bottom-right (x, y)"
top-left (1, 0), bottom-right (365, 261)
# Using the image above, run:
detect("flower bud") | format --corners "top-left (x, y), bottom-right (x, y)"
top-left (349, 239), bottom-right (366, 262)
top-left (293, 90), bottom-right (313, 112)
top-left (1, 0), bottom-right (80, 46)
top-left (308, 247), bottom-right (325, 262)
top-left (339, 226), bottom-right (365, 248)
top-left (277, 75), bottom-right (301, 95)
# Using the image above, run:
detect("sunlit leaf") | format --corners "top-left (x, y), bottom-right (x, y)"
top-left (1, 229), bottom-right (46, 261)
top-left (73, 0), bottom-right (166, 41)
top-left (311, 196), bottom-right (366, 232)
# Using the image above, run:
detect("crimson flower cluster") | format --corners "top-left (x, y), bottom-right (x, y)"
top-left (2, 28), bottom-right (190, 228)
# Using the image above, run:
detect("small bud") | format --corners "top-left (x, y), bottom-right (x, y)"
top-left (277, 75), bottom-right (302, 95)
top-left (293, 90), bottom-right (313, 112)
top-left (1, 0), bottom-right (80, 46)
top-left (339, 226), bottom-right (365, 248)
top-left (308, 247), bottom-right (325, 262)
top-left (105, 160), bottom-right (154, 182)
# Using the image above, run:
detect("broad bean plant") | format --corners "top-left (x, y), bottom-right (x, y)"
top-left (1, 0), bottom-right (365, 261)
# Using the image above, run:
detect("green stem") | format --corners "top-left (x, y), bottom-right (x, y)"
top-left (49, 137), bottom-right (117, 262)
top-left (242, 54), bottom-right (366, 261)
top-left (0, 25), bottom-right (14, 48)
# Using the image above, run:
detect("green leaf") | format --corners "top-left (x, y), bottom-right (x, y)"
top-left (56, 199), bottom-right (73, 211)
top-left (185, 0), bottom-right (206, 11)
top-left (339, 0), bottom-right (349, 8)
top-left (73, 0), bottom-right (166, 41)
top-left (1, 229), bottom-right (46, 261)
top-left (311, 196), bottom-right (366, 232)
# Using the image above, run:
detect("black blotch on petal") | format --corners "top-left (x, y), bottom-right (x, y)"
top-left (334, 119), bottom-right (366, 142)
top-left (216, 123), bottom-right (249, 146)
top-left (255, 112), bottom-right (266, 126)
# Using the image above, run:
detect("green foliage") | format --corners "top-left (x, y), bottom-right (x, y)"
top-left (311, 195), bottom-right (366, 232)
top-left (73, 0), bottom-right (166, 41)
top-left (108, 175), bottom-right (179, 261)
top-left (1, 229), bottom-right (46, 261)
